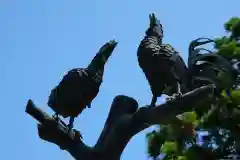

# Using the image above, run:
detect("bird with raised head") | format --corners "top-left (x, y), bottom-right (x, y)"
top-left (47, 40), bottom-right (118, 132)
top-left (137, 13), bottom-right (189, 107)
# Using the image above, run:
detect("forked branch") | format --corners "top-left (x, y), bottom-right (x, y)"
top-left (25, 85), bottom-right (214, 160)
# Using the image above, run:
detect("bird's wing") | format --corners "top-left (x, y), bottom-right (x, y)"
top-left (138, 37), bottom-right (173, 63)
top-left (60, 68), bottom-right (89, 87)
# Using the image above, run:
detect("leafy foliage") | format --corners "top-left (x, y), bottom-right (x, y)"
top-left (146, 17), bottom-right (240, 160)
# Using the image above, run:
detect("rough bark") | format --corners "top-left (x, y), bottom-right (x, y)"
top-left (25, 85), bottom-right (214, 160)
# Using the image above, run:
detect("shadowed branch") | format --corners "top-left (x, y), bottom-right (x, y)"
top-left (100, 85), bottom-right (215, 159)
top-left (25, 100), bottom-right (96, 160)
top-left (25, 85), bottom-right (214, 160)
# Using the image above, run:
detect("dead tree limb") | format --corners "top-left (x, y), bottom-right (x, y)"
top-left (98, 85), bottom-right (215, 159)
top-left (25, 85), bottom-right (214, 160)
top-left (26, 100), bottom-right (97, 159)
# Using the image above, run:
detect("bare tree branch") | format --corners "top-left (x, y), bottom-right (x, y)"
top-left (100, 85), bottom-right (215, 158)
top-left (25, 95), bottom-right (138, 160)
top-left (25, 100), bottom-right (96, 159)
top-left (25, 85), bottom-right (214, 160)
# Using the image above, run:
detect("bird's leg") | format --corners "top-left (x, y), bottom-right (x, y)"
top-left (175, 82), bottom-right (183, 97)
top-left (67, 117), bottom-right (83, 139)
top-left (150, 95), bottom-right (157, 107)
top-left (67, 117), bottom-right (74, 132)
top-left (166, 82), bottom-right (183, 101)
top-left (52, 113), bottom-right (69, 128)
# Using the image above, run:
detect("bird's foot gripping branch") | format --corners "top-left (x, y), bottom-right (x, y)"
top-left (25, 85), bottom-right (214, 160)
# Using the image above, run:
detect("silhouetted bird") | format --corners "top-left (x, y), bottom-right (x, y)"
top-left (188, 37), bottom-right (237, 97)
top-left (137, 13), bottom-right (189, 107)
top-left (47, 40), bottom-right (118, 131)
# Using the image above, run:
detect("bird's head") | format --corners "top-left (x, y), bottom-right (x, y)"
top-left (146, 13), bottom-right (164, 42)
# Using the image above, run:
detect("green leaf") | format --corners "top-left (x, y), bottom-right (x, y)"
top-left (232, 20), bottom-right (240, 38)
top-left (177, 156), bottom-right (186, 160)
top-left (147, 131), bottom-right (166, 158)
top-left (224, 17), bottom-right (240, 32)
top-left (161, 141), bottom-right (178, 155)
top-left (231, 89), bottom-right (240, 105)
top-left (220, 90), bottom-right (231, 102)
top-left (217, 41), bottom-right (238, 58)
top-left (234, 47), bottom-right (240, 58)
top-left (180, 112), bottom-right (198, 123)
top-left (214, 36), bottom-right (230, 49)
top-left (146, 130), bottom-right (157, 141)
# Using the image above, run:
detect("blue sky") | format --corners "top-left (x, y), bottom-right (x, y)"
top-left (1, 0), bottom-right (239, 159)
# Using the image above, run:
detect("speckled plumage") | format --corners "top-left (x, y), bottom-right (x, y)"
top-left (47, 40), bottom-right (118, 130)
top-left (137, 13), bottom-right (189, 106)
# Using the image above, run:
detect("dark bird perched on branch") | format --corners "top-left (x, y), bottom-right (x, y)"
top-left (47, 40), bottom-right (118, 131)
top-left (188, 37), bottom-right (237, 97)
top-left (137, 13), bottom-right (189, 107)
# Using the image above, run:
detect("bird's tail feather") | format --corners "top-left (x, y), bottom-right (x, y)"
top-left (188, 37), bottom-right (215, 66)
